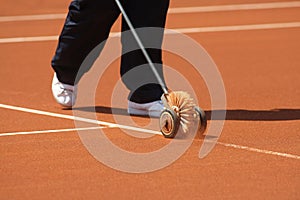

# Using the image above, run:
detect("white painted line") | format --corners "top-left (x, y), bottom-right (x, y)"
top-left (0, 22), bottom-right (299, 44)
top-left (0, 2), bottom-right (299, 22)
top-left (0, 13), bottom-right (66, 22)
top-left (0, 35), bottom-right (59, 43)
top-left (0, 103), bottom-right (161, 135)
top-left (169, 1), bottom-right (300, 14)
top-left (0, 103), bottom-right (299, 160)
top-left (216, 141), bottom-right (300, 160)
top-left (0, 126), bottom-right (106, 137)
top-left (173, 22), bottom-right (300, 33)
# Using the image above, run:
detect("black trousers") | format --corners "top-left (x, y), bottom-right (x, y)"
top-left (51, 0), bottom-right (169, 103)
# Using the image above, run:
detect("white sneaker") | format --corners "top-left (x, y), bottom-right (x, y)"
top-left (128, 100), bottom-right (164, 118)
top-left (51, 73), bottom-right (77, 107)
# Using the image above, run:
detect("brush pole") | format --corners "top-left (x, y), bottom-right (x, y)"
top-left (115, 0), bottom-right (169, 95)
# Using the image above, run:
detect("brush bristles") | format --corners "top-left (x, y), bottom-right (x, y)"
top-left (167, 91), bottom-right (195, 133)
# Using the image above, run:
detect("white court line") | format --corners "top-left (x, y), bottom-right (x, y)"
top-left (173, 22), bottom-right (300, 33)
top-left (169, 1), bottom-right (300, 14)
top-left (0, 126), bottom-right (105, 137)
top-left (0, 35), bottom-right (59, 43)
top-left (0, 13), bottom-right (66, 22)
top-left (216, 141), bottom-right (300, 160)
top-left (0, 103), bottom-right (299, 160)
top-left (0, 103), bottom-right (161, 135)
top-left (0, 2), bottom-right (299, 22)
top-left (0, 22), bottom-right (299, 44)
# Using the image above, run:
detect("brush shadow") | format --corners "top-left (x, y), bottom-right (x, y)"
top-left (70, 106), bottom-right (300, 121)
top-left (205, 109), bottom-right (300, 121)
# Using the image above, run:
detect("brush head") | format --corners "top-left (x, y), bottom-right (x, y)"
top-left (163, 91), bottom-right (196, 133)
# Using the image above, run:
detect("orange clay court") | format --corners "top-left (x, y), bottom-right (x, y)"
top-left (0, 0), bottom-right (299, 199)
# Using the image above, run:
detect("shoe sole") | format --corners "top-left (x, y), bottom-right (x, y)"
top-left (128, 108), bottom-right (162, 118)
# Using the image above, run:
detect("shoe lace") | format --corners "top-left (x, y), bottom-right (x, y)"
top-left (57, 84), bottom-right (74, 97)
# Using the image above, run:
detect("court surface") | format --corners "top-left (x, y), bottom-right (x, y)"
top-left (0, 0), bottom-right (299, 199)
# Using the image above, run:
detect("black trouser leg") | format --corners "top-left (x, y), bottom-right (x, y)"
top-left (51, 0), bottom-right (169, 103)
top-left (120, 0), bottom-right (170, 103)
top-left (51, 0), bottom-right (120, 85)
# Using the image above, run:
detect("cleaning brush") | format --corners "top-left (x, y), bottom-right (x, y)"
top-left (115, 0), bottom-right (200, 135)
top-left (163, 91), bottom-right (196, 133)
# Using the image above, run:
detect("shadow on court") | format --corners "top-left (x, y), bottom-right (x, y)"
top-left (70, 107), bottom-right (300, 121)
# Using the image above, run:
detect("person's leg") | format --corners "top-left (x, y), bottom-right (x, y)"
top-left (120, 0), bottom-right (170, 104)
top-left (51, 0), bottom-right (120, 85)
